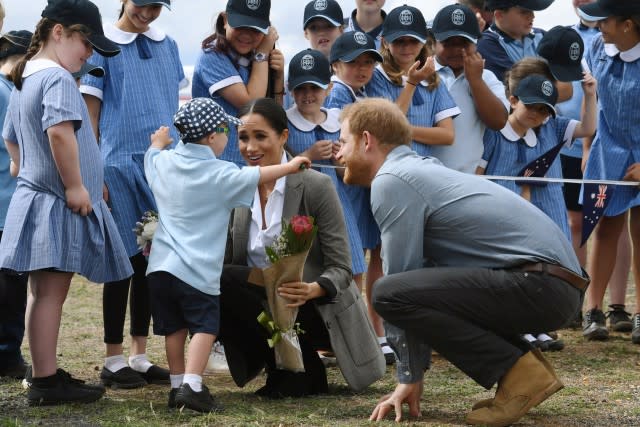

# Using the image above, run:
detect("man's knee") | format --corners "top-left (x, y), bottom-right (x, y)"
top-left (371, 275), bottom-right (401, 317)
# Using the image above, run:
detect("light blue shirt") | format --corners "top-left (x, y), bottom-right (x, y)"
top-left (144, 142), bottom-right (260, 295)
top-left (372, 145), bottom-right (581, 383)
top-left (432, 59), bottom-right (509, 174)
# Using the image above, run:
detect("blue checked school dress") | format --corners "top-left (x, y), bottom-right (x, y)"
top-left (80, 25), bottom-right (185, 257)
top-left (480, 119), bottom-right (578, 241)
top-left (285, 106), bottom-right (366, 275)
top-left (367, 65), bottom-right (460, 157)
top-left (325, 76), bottom-right (380, 249)
top-left (0, 60), bottom-right (133, 282)
top-left (191, 42), bottom-right (250, 167)
top-left (583, 35), bottom-right (640, 216)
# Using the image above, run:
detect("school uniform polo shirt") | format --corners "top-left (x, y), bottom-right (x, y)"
top-left (144, 141), bottom-right (260, 295)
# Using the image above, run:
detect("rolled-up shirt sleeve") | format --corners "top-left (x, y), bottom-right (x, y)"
top-left (371, 173), bottom-right (431, 383)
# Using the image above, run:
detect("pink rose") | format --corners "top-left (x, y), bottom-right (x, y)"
top-left (290, 215), bottom-right (313, 235)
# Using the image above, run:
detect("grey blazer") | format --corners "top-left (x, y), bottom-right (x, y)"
top-left (226, 169), bottom-right (385, 391)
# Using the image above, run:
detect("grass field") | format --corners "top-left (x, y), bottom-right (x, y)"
top-left (1, 276), bottom-right (639, 426)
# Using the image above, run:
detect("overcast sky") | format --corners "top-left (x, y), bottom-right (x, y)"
top-left (2, 0), bottom-right (578, 66)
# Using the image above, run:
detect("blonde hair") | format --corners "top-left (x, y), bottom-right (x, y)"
top-left (504, 57), bottom-right (555, 98)
top-left (340, 98), bottom-right (412, 148)
top-left (380, 39), bottom-right (439, 90)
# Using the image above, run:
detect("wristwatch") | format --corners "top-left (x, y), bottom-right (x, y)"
top-left (253, 51), bottom-right (269, 63)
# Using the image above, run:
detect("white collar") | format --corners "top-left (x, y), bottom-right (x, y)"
top-left (286, 106), bottom-right (341, 133)
top-left (23, 59), bottom-right (64, 77)
top-left (104, 23), bottom-right (166, 44)
top-left (604, 41), bottom-right (640, 62)
top-left (376, 63), bottom-right (428, 87)
top-left (330, 75), bottom-right (365, 100)
top-left (500, 121), bottom-right (538, 147)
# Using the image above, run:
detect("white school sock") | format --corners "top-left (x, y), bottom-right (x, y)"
top-left (378, 336), bottom-right (394, 354)
top-left (183, 374), bottom-right (203, 392)
top-left (523, 334), bottom-right (537, 343)
top-left (170, 374), bottom-right (184, 389)
top-left (105, 354), bottom-right (128, 373)
top-left (129, 353), bottom-right (153, 373)
top-left (536, 333), bottom-right (553, 342)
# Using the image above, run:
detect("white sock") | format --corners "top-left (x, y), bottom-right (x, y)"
top-left (105, 355), bottom-right (128, 373)
top-left (378, 337), bottom-right (394, 354)
top-left (183, 374), bottom-right (202, 392)
top-left (129, 353), bottom-right (153, 373)
top-left (170, 374), bottom-right (184, 389)
top-left (537, 333), bottom-right (553, 342)
top-left (523, 334), bottom-right (537, 343)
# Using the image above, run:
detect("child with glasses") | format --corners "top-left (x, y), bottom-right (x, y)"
top-left (144, 98), bottom-right (309, 412)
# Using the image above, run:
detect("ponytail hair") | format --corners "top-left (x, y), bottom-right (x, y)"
top-left (9, 19), bottom-right (93, 90)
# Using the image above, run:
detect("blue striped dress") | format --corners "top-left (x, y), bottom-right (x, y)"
top-left (79, 25), bottom-right (185, 257)
top-left (285, 106), bottom-right (366, 274)
top-left (367, 65), bottom-right (460, 157)
top-left (191, 43), bottom-right (250, 167)
top-left (481, 119), bottom-right (578, 241)
top-left (325, 76), bottom-right (380, 249)
top-left (0, 60), bottom-right (133, 282)
top-left (583, 35), bottom-right (640, 216)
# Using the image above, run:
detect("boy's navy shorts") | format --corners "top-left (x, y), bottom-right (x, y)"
top-left (148, 271), bottom-right (220, 336)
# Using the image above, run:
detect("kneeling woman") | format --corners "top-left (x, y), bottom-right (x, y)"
top-left (220, 98), bottom-right (384, 398)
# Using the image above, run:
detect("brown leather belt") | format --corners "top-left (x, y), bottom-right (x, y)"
top-left (515, 263), bottom-right (590, 292)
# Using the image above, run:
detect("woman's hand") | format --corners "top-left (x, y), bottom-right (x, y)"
top-left (406, 56), bottom-right (435, 86)
top-left (287, 155), bottom-right (311, 173)
top-left (369, 381), bottom-right (423, 422)
top-left (303, 139), bottom-right (334, 161)
top-left (65, 184), bottom-right (93, 216)
top-left (278, 281), bottom-right (326, 307)
top-left (150, 126), bottom-right (173, 150)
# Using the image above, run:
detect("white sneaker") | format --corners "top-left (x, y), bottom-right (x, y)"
top-left (204, 342), bottom-right (229, 375)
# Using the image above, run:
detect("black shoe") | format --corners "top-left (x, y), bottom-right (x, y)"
top-left (582, 308), bottom-right (609, 341)
top-left (168, 388), bottom-right (178, 408)
top-left (381, 344), bottom-right (395, 365)
top-left (100, 366), bottom-right (146, 389)
top-left (632, 314), bottom-right (640, 345)
top-left (537, 338), bottom-right (565, 352)
top-left (139, 365), bottom-right (170, 385)
top-left (0, 360), bottom-right (28, 379)
top-left (606, 304), bottom-right (633, 332)
top-left (28, 370), bottom-right (105, 406)
top-left (174, 383), bottom-right (223, 413)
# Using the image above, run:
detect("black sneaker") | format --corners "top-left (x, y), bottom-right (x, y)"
top-left (174, 383), bottom-right (223, 413)
top-left (100, 366), bottom-right (146, 389)
top-left (168, 388), bottom-right (178, 408)
top-left (140, 365), bottom-right (170, 385)
top-left (28, 370), bottom-right (105, 406)
top-left (632, 314), bottom-right (640, 345)
top-left (606, 304), bottom-right (633, 332)
top-left (582, 308), bottom-right (609, 340)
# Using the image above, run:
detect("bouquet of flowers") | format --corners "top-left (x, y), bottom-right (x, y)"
top-left (257, 215), bottom-right (318, 372)
top-left (133, 210), bottom-right (158, 257)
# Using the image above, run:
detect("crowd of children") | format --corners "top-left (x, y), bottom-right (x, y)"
top-left (1, 0), bottom-right (639, 419)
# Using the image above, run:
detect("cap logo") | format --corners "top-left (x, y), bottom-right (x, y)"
top-left (451, 9), bottom-right (465, 26)
top-left (354, 31), bottom-right (368, 45)
top-left (541, 80), bottom-right (554, 97)
top-left (301, 54), bottom-right (315, 71)
top-left (569, 42), bottom-right (581, 61)
top-left (399, 10), bottom-right (414, 26)
top-left (246, 0), bottom-right (261, 11)
top-left (314, 0), bottom-right (327, 11)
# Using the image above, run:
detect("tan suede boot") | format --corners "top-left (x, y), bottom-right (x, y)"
top-left (470, 348), bottom-right (562, 411)
top-left (465, 351), bottom-right (563, 426)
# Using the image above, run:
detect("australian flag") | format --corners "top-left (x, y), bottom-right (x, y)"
top-left (517, 141), bottom-right (564, 186)
top-left (581, 183), bottom-right (614, 246)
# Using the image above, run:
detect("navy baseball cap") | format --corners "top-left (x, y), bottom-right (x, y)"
top-left (330, 31), bottom-right (383, 64)
top-left (226, 0), bottom-right (271, 35)
top-left (431, 4), bottom-right (482, 43)
top-left (174, 98), bottom-right (243, 143)
top-left (513, 74), bottom-right (558, 117)
top-left (41, 0), bottom-right (120, 57)
top-left (288, 49), bottom-right (331, 91)
top-left (303, 0), bottom-right (343, 29)
top-left (578, 0), bottom-right (640, 21)
top-left (486, 0), bottom-right (554, 11)
top-left (131, 0), bottom-right (171, 9)
top-left (537, 26), bottom-right (584, 82)
top-left (0, 30), bottom-right (32, 60)
top-left (72, 62), bottom-right (105, 79)
top-left (382, 5), bottom-right (428, 44)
